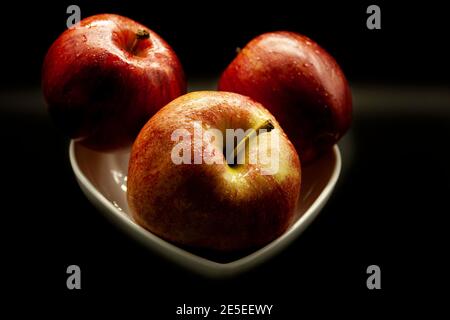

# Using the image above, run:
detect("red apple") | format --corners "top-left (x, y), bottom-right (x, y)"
top-left (42, 14), bottom-right (186, 151)
top-left (219, 31), bottom-right (352, 164)
top-left (127, 91), bottom-right (301, 252)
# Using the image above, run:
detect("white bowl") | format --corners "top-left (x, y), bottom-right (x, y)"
top-left (69, 141), bottom-right (341, 277)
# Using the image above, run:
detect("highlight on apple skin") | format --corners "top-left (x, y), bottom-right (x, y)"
top-left (127, 91), bottom-right (301, 252)
top-left (219, 31), bottom-right (352, 165)
top-left (42, 14), bottom-right (186, 151)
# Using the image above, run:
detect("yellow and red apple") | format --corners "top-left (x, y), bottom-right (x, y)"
top-left (127, 91), bottom-right (301, 252)
top-left (42, 14), bottom-right (186, 151)
top-left (219, 31), bottom-right (352, 164)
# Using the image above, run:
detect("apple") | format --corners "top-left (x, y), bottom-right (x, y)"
top-left (219, 31), bottom-right (352, 164)
top-left (42, 14), bottom-right (186, 151)
top-left (127, 91), bottom-right (301, 252)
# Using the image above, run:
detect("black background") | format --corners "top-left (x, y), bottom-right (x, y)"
top-left (2, 0), bottom-right (450, 87)
top-left (1, 0), bottom-right (449, 317)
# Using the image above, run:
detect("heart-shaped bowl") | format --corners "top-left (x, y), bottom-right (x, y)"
top-left (69, 141), bottom-right (341, 277)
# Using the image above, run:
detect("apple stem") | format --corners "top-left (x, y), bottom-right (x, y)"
top-left (131, 29), bottom-right (150, 54)
top-left (229, 119), bottom-right (275, 166)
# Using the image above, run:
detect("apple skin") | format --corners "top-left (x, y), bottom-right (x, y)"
top-left (42, 14), bottom-right (186, 151)
top-left (127, 91), bottom-right (301, 252)
top-left (219, 31), bottom-right (352, 164)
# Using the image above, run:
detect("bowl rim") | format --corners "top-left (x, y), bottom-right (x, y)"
top-left (69, 141), bottom-right (341, 277)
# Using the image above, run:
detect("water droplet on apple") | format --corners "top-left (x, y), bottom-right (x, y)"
top-left (306, 40), bottom-right (312, 46)
top-left (303, 62), bottom-right (310, 67)
top-left (82, 35), bottom-right (87, 42)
